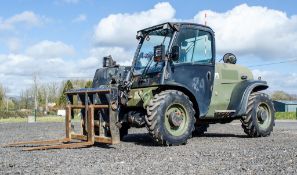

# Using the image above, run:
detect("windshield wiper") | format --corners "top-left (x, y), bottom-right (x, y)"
top-left (139, 33), bottom-right (169, 79)
top-left (141, 54), bottom-right (154, 79)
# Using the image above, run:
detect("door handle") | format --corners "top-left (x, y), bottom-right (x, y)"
top-left (207, 71), bottom-right (211, 81)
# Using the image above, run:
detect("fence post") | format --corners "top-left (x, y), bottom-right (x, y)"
top-left (296, 108), bottom-right (297, 120)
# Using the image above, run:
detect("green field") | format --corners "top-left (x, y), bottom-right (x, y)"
top-left (0, 115), bottom-right (80, 123)
top-left (0, 112), bottom-right (296, 123)
top-left (275, 112), bottom-right (297, 120)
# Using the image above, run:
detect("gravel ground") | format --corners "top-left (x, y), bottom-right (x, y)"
top-left (1, 121), bottom-right (297, 175)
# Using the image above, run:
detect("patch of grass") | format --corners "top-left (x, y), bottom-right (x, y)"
top-left (2, 112), bottom-right (293, 123)
top-left (0, 115), bottom-right (80, 123)
top-left (37, 115), bottom-right (65, 122)
top-left (0, 117), bottom-right (28, 123)
top-left (275, 112), bottom-right (297, 120)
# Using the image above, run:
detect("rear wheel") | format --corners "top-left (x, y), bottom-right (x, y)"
top-left (145, 90), bottom-right (195, 146)
top-left (241, 92), bottom-right (275, 137)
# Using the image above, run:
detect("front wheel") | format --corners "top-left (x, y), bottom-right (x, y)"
top-left (241, 92), bottom-right (275, 137)
top-left (145, 90), bottom-right (195, 146)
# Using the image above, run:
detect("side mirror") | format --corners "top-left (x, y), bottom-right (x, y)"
top-left (136, 31), bottom-right (144, 40)
top-left (153, 44), bottom-right (165, 62)
top-left (171, 45), bottom-right (179, 61)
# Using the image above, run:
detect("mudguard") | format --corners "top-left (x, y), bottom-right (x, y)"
top-left (158, 82), bottom-right (204, 116)
top-left (228, 80), bottom-right (268, 117)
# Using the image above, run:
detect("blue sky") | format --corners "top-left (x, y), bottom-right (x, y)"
top-left (0, 0), bottom-right (297, 96)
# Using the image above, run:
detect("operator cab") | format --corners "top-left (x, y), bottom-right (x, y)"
top-left (133, 23), bottom-right (215, 72)
top-left (131, 22), bottom-right (216, 116)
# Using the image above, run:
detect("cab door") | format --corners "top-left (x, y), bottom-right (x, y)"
top-left (169, 26), bottom-right (215, 117)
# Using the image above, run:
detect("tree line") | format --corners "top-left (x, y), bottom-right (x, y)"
top-left (270, 90), bottom-right (297, 101)
top-left (1, 81), bottom-right (296, 113)
top-left (0, 80), bottom-right (92, 113)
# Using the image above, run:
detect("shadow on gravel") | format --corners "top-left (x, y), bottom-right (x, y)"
top-left (199, 133), bottom-right (248, 138)
top-left (93, 142), bottom-right (115, 149)
top-left (122, 133), bottom-right (156, 146)
top-left (122, 133), bottom-right (248, 146)
top-left (3, 141), bottom-right (115, 150)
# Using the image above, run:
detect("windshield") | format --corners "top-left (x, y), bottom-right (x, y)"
top-left (134, 28), bottom-right (173, 75)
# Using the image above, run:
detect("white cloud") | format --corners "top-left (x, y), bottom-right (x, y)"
top-left (193, 4), bottom-right (297, 59)
top-left (25, 40), bottom-right (75, 59)
top-left (0, 40), bottom-right (79, 96)
top-left (0, 53), bottom-right (79, 95)
top-left (7, 11), bottom-right (40, 25)
top-left (7, 37), bottom-right (21, 53)
top-left (80, 47), bottom-right (133, 69)
top-left (0, 45), bottom-right (133, 96)
top-left (0, 54), bottom-right (74, 77)
top-left (0, 11), bottom-right (42, 30)
top-left (94, 2), bottom-right (175, 47)
top-left (73, 14), bottom-right (87, 22)
top-left (0, 54), bottom-right (34, 76)
top-left (3, 3), bottom-right (297, 96)
top-left (253, 69), bottom-right (297, 94)
top-left (93, 3), bottom-right (297, 59)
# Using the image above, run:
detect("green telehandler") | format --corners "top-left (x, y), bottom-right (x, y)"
top-left (5, 22), bottom-right (275, 150)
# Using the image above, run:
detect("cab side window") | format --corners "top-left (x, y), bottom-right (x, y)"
top-left (176, 29), bottom-right (213, 64)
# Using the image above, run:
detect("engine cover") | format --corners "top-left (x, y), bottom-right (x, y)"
top-left (92, 66), bottom-right (130, 88)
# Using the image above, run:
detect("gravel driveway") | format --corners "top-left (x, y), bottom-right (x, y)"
top-left (1, 121), bottom-right (297, 175)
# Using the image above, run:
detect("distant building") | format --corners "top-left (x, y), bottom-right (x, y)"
top-left (57, 110), bottom-right (66, 117)
top-left (273, 100), bottom-right (297, 112)
top-left (48, 103), bottom-right (56, 108)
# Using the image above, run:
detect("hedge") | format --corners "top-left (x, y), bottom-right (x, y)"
top-left (275, 112), bottom-right (297, 120)
top-left (0, 111), bottom-right (44, 119)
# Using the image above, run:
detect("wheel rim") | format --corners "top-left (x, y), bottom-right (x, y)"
top-left (164, 103), bottom-right (189, 136)
top-left (256, 102), bottom-right (272, 129)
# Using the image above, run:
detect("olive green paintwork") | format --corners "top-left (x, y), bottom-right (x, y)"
top-left (127, 63), bottom-right (254, 117)
top-left (206, 63), bottom-right (254, 117)
top-left (127, 87), bottom-right (158, 108)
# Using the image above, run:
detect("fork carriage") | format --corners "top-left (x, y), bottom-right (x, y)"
top-left (4, 87), bottom-right (121, 151)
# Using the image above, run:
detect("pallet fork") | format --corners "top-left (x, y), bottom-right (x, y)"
top-left (3, 87), bottom-right (120, 151)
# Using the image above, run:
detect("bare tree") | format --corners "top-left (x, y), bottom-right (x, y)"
top-left (33, 73), bottom-right (39, 121)
top-left (19, 89), bottom-right (32, 109)
top-left (271, 90), bottom-right (297, 101)
top-left (0, 84), bottom-right (5, 110)
top-left (47, 81), bottom-right (59, 104)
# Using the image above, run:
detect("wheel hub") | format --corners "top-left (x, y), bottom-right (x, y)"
top-left (168, 112), bottom-right (183, 127)
top-left (257, 108), bottom-right (268, 122)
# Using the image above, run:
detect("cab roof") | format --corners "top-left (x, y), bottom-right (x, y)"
top-left (137, 22), bottom-right (214, 34)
